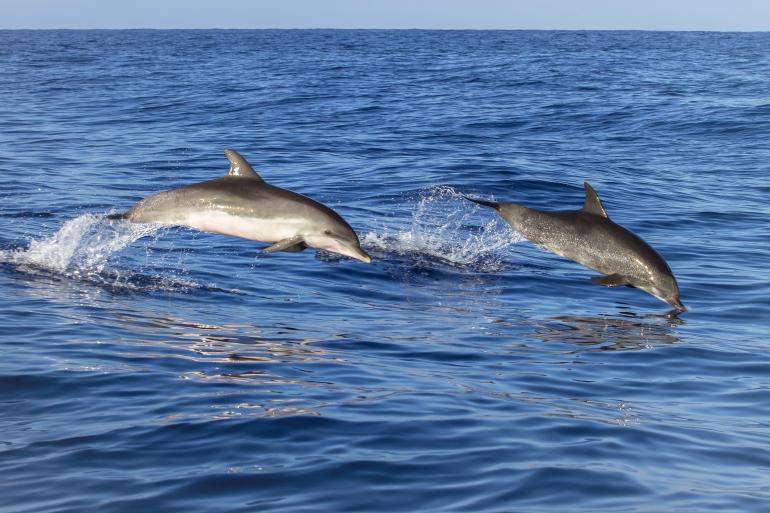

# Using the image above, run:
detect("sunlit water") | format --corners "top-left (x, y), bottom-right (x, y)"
top-left (1, 30), bottom-right (769, 513)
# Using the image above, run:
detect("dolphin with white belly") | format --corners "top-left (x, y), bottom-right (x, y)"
top-left (108, 149), bottom-right (371, 263)
top-left (466, 182), bottom-right (685, 311)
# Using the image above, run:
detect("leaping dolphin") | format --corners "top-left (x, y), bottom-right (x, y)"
top-left (108, 149), bottom-right (372, 263)
top-left (466, 183), bottom-right (684, 311)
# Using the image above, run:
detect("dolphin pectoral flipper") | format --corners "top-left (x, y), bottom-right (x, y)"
top-left (264, 236), bottom-right (307, 253)
top-left (279, 243), bottom-right (307, 253)
top-left (591, 274), bottom-right (631, 287)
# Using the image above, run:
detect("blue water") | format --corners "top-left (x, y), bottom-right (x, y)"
top-left (1, 30), bottom-right (769, 512)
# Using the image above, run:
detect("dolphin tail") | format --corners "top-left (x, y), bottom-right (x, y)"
top-left (105, 212), bottom-right (128, 220)
top-left (464, 196), bottom-right (501, 210)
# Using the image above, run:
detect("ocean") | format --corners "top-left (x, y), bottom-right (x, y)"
top-left (1, 29), bottom-right (769, 512)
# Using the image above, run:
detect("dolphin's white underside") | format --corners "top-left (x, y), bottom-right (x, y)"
top-left (165, 211), bottom-right (307, 243)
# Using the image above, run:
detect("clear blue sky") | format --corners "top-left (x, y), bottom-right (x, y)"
top-left (3, 0), bottom-right (770, 31)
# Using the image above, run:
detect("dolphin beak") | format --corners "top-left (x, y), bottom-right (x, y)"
top-left (671, 298), bottom-right (687, 312)
top-left (329, 239), bottom-right (372, 263)
top-left (349, 246), bottom-right (372, 263)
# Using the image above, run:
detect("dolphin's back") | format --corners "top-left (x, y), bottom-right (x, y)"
top-left (121, 176), bottom-right (352, 244)
top-left (125, 177), bottom-right (331, 224)
top-left (502, 205), bottom-right (672, 283)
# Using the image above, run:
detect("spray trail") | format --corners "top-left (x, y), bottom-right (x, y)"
top-left (0, 215), bottom-right (210, 292)
top-left (1, 214), bottom-right (158, 274)
top-left (361, 186), bottom-right (522, 272)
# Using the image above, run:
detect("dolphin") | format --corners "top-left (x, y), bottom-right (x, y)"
top-left (108, 149), bottom-right (371, 263)
top-left (466, 182), bottom-right (685, 311)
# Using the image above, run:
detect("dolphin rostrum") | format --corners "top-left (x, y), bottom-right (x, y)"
top-left (466, 182), bottom-right (684, 311)
top-left (108, 149), bottom-right (371, 263)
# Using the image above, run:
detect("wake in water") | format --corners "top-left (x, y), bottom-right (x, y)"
top-left (361, 186), bottom-right (522, 272)
top-left (0, 214), bottom-right (204, 292)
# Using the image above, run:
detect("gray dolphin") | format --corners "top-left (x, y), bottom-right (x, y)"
top-left (108, 149), bottom-right (371, 263)
top-left (466, 182), bottom-right (684, 311)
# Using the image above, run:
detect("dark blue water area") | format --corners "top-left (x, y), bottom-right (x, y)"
top-left (1, 29), bottom-right (769, 513)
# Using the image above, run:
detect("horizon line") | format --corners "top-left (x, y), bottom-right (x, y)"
top-left (2, 27), bottom-right (769, 33)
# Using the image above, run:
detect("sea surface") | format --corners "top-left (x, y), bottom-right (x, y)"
top-left (1, 29), bottom-right (769, 513)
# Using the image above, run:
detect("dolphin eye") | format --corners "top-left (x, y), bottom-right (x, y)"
top-left (323, 230), bottom-right (332, 236)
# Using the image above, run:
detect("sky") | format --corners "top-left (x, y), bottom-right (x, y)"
top-left (2, 0), bottom-right (770, 31)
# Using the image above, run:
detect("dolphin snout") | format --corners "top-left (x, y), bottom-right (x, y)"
top-left (349, 246), bottom-right (372, 264)
top-left (671, 298), bottom-right (686, 312)
top-left (326, 237), bottom-right (372, 263)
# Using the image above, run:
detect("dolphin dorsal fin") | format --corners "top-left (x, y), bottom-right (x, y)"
top-left (224, 149), bottom-right (263, 180)
top-left (582, 182), bottom-right (608, 218)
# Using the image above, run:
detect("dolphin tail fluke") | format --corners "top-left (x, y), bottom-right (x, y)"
top-left (105, 212), bottom-right (128, 220)
top-left (464, 196), bottom-right (501, 210)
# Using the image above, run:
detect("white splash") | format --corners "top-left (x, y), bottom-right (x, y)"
top-left (0, 214), bottom-right (159, 274)
top-left (361, 186), bottom-right (522, 272)
top-left (0, 215), bottom-right (238, 294)
top-left (0, 212), bottom-right (172, 290)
